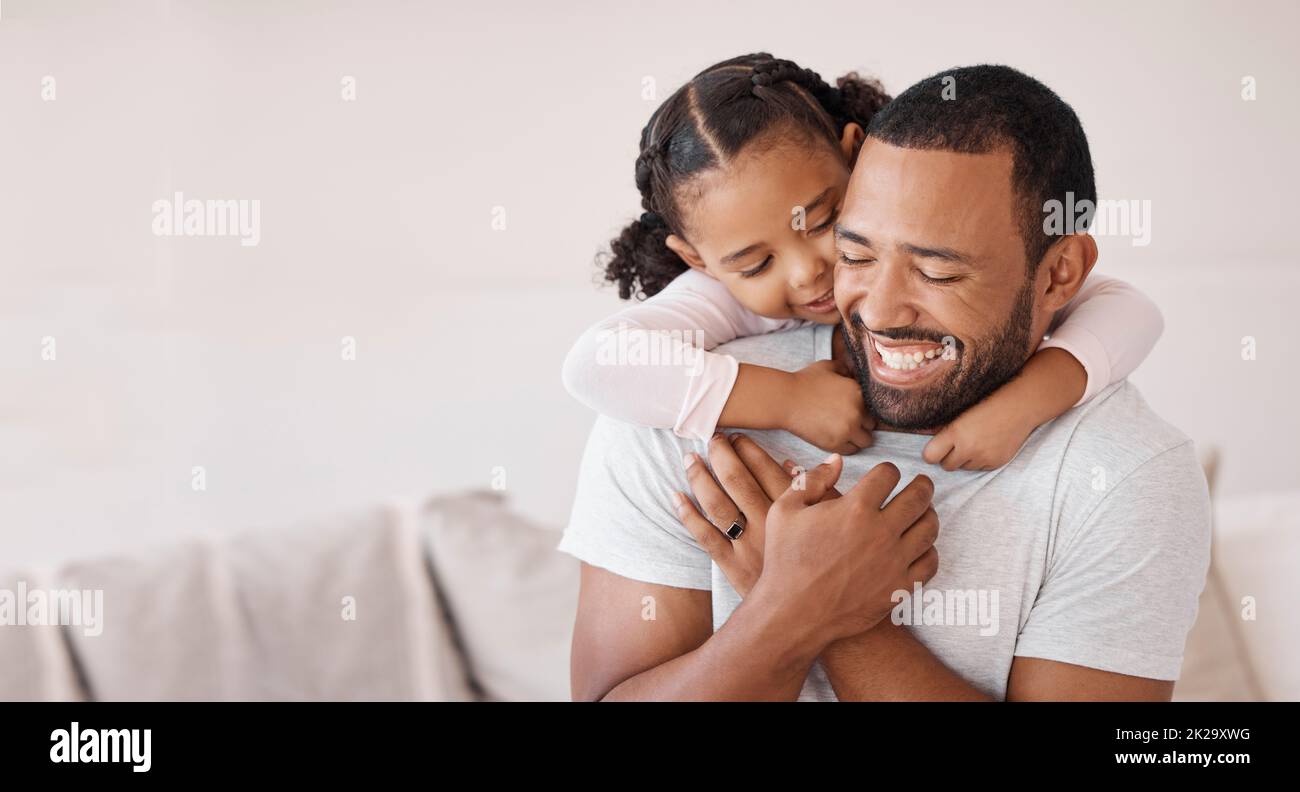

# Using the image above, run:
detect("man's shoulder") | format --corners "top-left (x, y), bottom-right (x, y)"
top-left (1043, 381), bottom-right (1207, 517)
top-left (580, 412), bottom-right (691, 478)
top-left (715, 324), bottom-right (822, 372)
top-left (564, 415), bottom-right (712, 590)
top-left (1060, 380), bottom-right (1197, 472)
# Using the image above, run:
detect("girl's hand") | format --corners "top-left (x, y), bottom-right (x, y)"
top-left (922, 347), bottom-right (1087, 471)
top-left (786, 360), bottom-right (875, 454)
top-left (922, 393), bottom-right (1035, 471)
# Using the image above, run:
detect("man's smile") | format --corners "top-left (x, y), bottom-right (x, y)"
top-left (865, 332), bottom-right (956, 387)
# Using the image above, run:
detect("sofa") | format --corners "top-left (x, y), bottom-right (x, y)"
top-left (1, 478), bottom-right (1294, 701)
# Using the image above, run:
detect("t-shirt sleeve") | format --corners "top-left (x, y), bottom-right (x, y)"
top-left (1013, 440), bottom-right (1211, 680)
top-left (556, 415), bottom-right (713, 590)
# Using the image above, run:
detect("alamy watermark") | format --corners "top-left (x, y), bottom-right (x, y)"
top-left (50, 722), bottom-right (150, 773)
top-left (891, 582), bottom-right (1000, 636)
top-left (1043, 192), bottom-right (1151, 247)
top-left (594, 323), bottom-right (706, 375)
top-left (0, 581), bottom-right (103, 637)
top-left (152, 191), bottom-right (261, 247)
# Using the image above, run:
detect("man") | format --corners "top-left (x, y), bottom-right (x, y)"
top-left (558, 65), bottom-right (1210, 701)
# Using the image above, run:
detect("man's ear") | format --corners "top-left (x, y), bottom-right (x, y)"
top-left (839, 123), bottom-right (866, 167)
top-left (665, 233), bottom-right (709, 274)
top-left (1038, 233), bottom-right (1099, 313)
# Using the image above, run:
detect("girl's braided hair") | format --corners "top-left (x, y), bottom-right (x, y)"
top-left (602, 53), bottom-right (890, 300)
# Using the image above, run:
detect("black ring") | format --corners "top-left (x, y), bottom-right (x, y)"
top-left (725, 514), bottom-right (746, 541)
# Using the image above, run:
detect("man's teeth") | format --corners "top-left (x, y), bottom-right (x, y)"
top-left (874, 341), bottom-right (945, 371)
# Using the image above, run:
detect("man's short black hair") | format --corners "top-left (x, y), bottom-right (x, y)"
top-left (866, 64), bottom-right (1095, 270)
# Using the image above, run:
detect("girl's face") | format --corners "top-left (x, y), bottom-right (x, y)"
top-left (665, 126), bottom-right (862, 325)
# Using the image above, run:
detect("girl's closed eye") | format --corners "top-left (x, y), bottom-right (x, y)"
top-left (741, 256), bottom-right (773, 278)
top-left (741, 208), bottom-right (838, 278)
top-left (809, 208), bottom-right (840, 235)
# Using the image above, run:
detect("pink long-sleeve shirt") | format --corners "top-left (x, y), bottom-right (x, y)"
top-left (561, 269), bottom-right (1163, 441)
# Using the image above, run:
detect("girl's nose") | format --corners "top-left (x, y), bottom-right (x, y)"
top-left (789, 254), bottom-right (827, 290)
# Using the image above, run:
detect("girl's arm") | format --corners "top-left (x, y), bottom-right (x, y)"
top-left (922, 273), bottom-right (1163, 470)
top-left (562, 270), bottom-right (873, 451)
top-left (562, 269), bottom-right (796, 440)
top-left (1038, 273), bottom-right (1165, 405)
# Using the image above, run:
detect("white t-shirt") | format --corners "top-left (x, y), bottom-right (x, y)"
top-left (558, 323), bottom-right (1211, 700)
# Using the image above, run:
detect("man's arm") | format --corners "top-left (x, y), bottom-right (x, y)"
top-left (562, 414), bottom-right (841, 701)
top-left (570, 564), bottom-right (824, 701)
top-left (820, 623), bottom-right (991, 701)
top-left (819, 623), bottom-right (1172, 701)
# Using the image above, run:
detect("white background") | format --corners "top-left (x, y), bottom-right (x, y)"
top-left (1, 0), bottom-right (1296, 565)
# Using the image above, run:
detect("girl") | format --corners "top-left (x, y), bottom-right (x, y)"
top-left (561, 53), bottom-right (1162, 470)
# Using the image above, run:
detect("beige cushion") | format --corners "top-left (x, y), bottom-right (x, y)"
top-left (1174, 568), bottom-right (1259, 700)
top-left (423, 491), bottom-right (578, 701)
top-left (1173, 444), bottom-right (1256, 700)
top-left (58, 502), bottom-right (474, 701)
top-left (0, 567), bottom-right (88, 701)
top-left (1204, 491), bottom-right (1300, 700)
top-left (1176, 485), bottom-right (1300, 701)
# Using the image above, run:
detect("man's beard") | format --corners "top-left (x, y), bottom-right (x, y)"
top-left (843, 279), bottom-right (1038, 432)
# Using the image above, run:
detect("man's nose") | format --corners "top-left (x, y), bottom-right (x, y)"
top-left (849, 261), bottom-right (919, 331)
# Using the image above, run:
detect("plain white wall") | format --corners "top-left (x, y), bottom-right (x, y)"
top-left (1, 0), bottom-right (1296, 565)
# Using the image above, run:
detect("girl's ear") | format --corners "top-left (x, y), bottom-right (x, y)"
top-left (839, 122), bottom-right (866, 167)
top-left (665, 233), bottom-right (709, 273)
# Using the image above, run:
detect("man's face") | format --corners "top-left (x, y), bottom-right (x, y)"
top-left (834, 139), bottom-right (1053, 431)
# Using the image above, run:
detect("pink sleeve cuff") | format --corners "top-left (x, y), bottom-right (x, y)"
top-left (673, 351), bottom-right (740, 441)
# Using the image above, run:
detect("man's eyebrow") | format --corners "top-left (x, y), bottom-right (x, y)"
top-left (901, 242), bottom-right (973, 264)
top-left (834, 225), bottom-right (973, 265)
top-left (833, 225), bottom-right (871, 247)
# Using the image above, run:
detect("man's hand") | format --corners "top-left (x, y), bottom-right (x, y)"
top-left (674, 433), bottom-right (803, 596)
top-left (675, 433), bottom-right (843, 596)
top-left (675, 433), bottom-right (940, 646)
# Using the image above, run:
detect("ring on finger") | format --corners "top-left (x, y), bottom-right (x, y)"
top-left (724, 512), bottom-right (746, 541)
